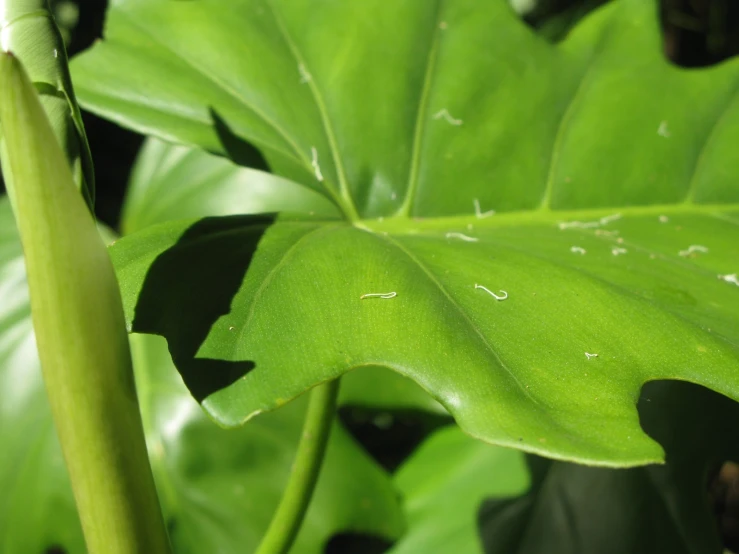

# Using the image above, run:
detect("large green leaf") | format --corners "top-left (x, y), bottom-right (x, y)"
top-left (74, 0), bottom-right (739, 465)
top-left (0, 198), bottom-right (404, 553)
top-left (122, 137), bottom-right (445, 416)
top-left (394, 381), bottom-right (739, 554)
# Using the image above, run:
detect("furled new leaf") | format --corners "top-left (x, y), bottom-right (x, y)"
top-left (74, 0), bottom-right (739, 465)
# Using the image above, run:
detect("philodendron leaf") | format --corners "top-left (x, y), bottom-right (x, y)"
top-left (76, 0), bottom-right (739, 465)
top-left (394, 381), bottom-right (739, 554)
top-left (122, 137), bottom-right (446, 416)
top-left (0, 198), bottom-right (404, 554)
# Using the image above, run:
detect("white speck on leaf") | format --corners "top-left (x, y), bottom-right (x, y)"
top-left (474, 284), bottom-right (508, 301)
top-left (360, 292), bottom-right (397, 300)
top-left (611, 247), bottom-right (628, 256)
top-left (679, 244), bottom-right (708, 257)
top-left (585, 352), bottom-right (598, 360)
top-left (558, 213), bottom-right (620, 230)
top-left (298, 64), bottom-right (312, 83)
top-left (570, 246), bottom-right (586, 255)
top-left (657, 121), bottom-right (670, 138)
top-left (718, 273), bottom-right (739, 286)
top-left (433, 108), bottom-right (463, 126)
top-left (311, 147), bottom-right (323, 182)
top-left (599, 213), bottom-right (622, 225)
top-left (446, 232), bottom-right (478, 242)
top-left (473, 198), bottom-right (495, 218)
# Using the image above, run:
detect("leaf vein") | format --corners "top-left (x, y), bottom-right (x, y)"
top-left (398, 0), bottom-right (444, 217)
top-left (263, 0), bottom-right (359, 220)
top-left (376, 232), bottom-right (540, 405)
top-left (115, 10), bottom-right (310, 172)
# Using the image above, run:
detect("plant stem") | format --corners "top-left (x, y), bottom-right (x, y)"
top-left (255, 380), bottom-right (341, 554)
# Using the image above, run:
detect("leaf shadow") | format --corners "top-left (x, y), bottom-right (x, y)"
top-left (209, 107), bottom-right (270, 172)
top-left (130, 214), bottom-right (275, 402)
top-left (476, 381), bottom-right (739, 553)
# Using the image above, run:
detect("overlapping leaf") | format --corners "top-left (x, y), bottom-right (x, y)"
top-left (0, 198), bottom-right (404, 553)
top-left (389, 426), bottom-right (529, 554)
top-left (121, 137), bottom-right (339, 234)
top-left (74, 0), bottom-right (739, 465)
top-left (123, 137), bottom-right (446, 416)
top-left (394, 381), bottom-right (739, 554)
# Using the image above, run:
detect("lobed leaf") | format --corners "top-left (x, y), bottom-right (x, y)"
top-left (75, 0), bottom-right (739, 465)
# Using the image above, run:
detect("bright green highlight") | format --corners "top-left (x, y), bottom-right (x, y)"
top-left (0, 0), bottom-right (94, 207)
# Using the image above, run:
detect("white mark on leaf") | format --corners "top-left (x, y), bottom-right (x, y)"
top-left (679, 244), bottom-right (708, 257)
top-left (298, 64), bottom-right (312, 84)
top-left (718, 273), bottom-right (739, 286)
top-left (433, 108), bottom-right (463, 126)
top-left (473, 198), bottom-right (495, 218)
top-left (311, 147), bottom-right (324, 182)
top-left (446, 232), bottom-right (478, 242)
top-left (474, 284), bottom-right (508, 301)
top-left (360, 292), bottom-right (397, 300)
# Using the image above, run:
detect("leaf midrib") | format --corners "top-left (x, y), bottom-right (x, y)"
top-left (398, 0), bottom-right (444, 218)
top-left (263, 0), bottom-right (360, 221)
top-left (359, 202), bottom-right (739, 234)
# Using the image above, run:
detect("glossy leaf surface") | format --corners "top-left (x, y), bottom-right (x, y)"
top-left (122, 138), bottom-right (444, 416)
top-left (122, 137), bottom-right (338, 235)
top-left (0, 198), bottom-right (404, 553)
top-left (75, 0), bottom-right (739, 465)
top-left (111, 205), bottom-right (739, 465)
